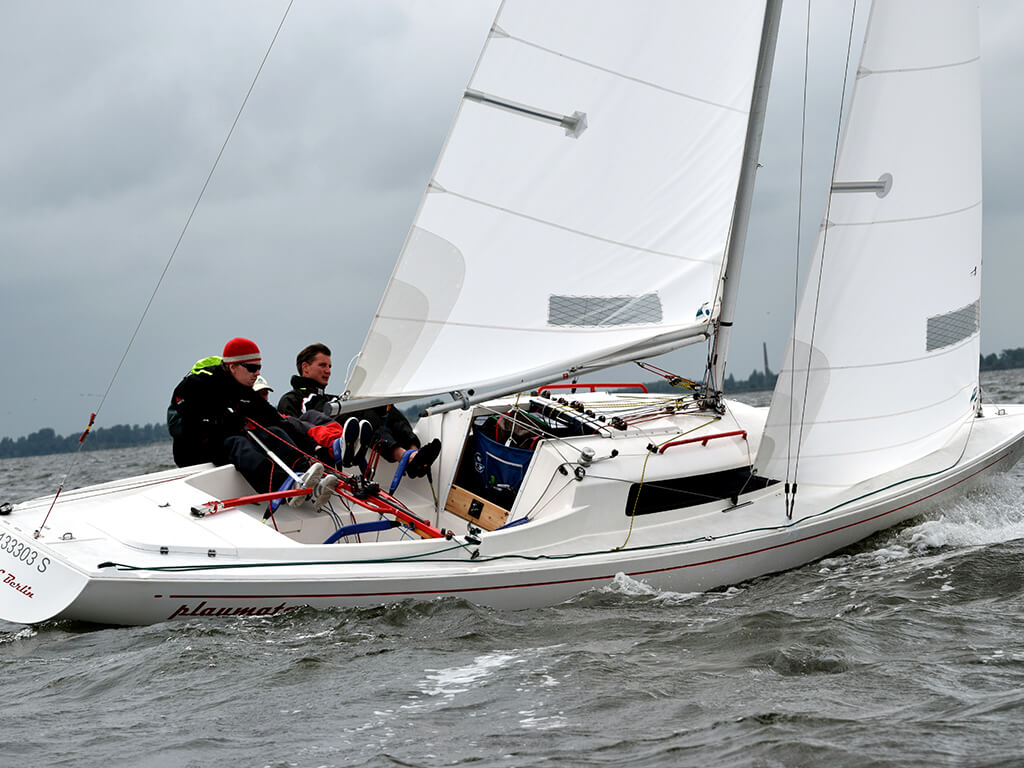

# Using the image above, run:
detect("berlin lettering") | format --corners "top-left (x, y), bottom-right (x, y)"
top-left (168, 600), bottom-right (296, 620)
top-left (0, 569), bottom-right (35, 599)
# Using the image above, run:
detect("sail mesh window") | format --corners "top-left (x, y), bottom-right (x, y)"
top-left (548, 294), bottom-right (662, 327)
top-left (926, 300), bottom-right (979, 352)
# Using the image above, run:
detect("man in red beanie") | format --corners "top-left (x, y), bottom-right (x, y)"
top-left (168, 338), bottom-right (337, 505)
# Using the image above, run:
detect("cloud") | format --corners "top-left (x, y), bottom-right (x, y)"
top-left (0, 0), bottom-right (1021, 440)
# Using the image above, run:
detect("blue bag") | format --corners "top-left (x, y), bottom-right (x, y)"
top-left (472, 431), bottom-right (534, 493)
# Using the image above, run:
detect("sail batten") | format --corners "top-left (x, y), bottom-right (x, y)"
top-left (346, 1), bottom-right (769, 402)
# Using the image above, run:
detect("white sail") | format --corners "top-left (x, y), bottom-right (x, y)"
top-left (755, 0), bottom-right (983, 487)
top-left (346, 1), bottom-right (768, 402)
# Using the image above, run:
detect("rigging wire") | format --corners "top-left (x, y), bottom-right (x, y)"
top-left (788, 0), bottom-right (860, 518)
top-left (635, 361), bottom-right (700, 392)
top-left (99, 0), bottom-right (296, 432)
top-left (783, 0), bottom-right (814, 520)
top-left (613, 416), bottom-right (721, 550)
top-left (108, 410), bottom-right (984, 574)
top-left (34, 2), bottom-right (295, 538)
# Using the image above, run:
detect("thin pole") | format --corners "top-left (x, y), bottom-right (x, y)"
top-left (246, 429), bottom-right (303, 483)
top-left (709, 0), bottom-right (785, 398)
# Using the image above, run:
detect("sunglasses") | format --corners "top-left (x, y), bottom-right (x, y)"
top-left (239, 362), bottom-right (262, 373)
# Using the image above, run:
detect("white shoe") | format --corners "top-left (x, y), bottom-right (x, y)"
top-left (288, 462), bottom-right (324, 507)
top-left (311, 473), bottom-right (339, 509)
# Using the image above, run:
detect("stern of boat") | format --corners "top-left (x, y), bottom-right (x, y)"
top-left (0, 517), bottom-right (90, 624)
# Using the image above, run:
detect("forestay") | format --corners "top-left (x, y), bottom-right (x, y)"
top-left (755, 0), bottom-right (983, 487)
top-left (346, 0), bottom-right (768, 403)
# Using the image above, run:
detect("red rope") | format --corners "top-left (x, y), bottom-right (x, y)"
top-left (35, 412), bottom-right (97, 539)
top-left (242, 419), bottom-right (439, 535)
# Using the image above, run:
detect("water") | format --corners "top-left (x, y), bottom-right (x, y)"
top-left (3, 371), bottom-right (1024, 767)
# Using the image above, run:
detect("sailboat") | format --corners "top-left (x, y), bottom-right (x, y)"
top-left (2, 0), bottom-right (1022, 627)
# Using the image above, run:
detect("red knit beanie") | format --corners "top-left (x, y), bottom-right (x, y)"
top-left (222, 337), bottom-right (261, 364)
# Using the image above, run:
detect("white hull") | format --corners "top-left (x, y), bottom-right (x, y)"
top-left (3, 394), bottom-right (1023, 626)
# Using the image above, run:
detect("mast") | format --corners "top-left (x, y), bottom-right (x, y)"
top-left (708, 0), bottom-right (784, 399)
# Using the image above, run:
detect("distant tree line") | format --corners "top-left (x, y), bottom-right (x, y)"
top-left (980, 347), bottom-right (1024, 371)
top-left (643, 345), bottom-right (1024, 395)
top-left (0, 423), bottom-right (170, 459)
top-left (641, 369), bottom-right (779, 393)
top-left (635, 369), bottom-right (776, 394)
top-left (723, 368), bottom-right (778, 393)
top-left (6, 348), bottom-right (1024, 457)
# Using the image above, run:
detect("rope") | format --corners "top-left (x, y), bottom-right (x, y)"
top-left (34, 414), bottom-right (97, 538)
top-left (788, 0), bottom-right (859, 518)
top-left (634, 361), bottom-right (700, 392)
top-left (34, 2), bottom-right (295, 536)
top-left (614, 450), bottom-right (651, 551)
top-left (102, 411), bottom-right (985, 573)
top-left (242, 417), bottom-right (435, 533)
top-left (784, 0), bottom-right (813, 512)
top-left (106, 430), bottom-right (980, 573)
top-left (614, 416), bottom-right (720, 550)
top-left (97, 1), bottom-right (296, 432)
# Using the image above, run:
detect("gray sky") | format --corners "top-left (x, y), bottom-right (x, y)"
top-left (1, 1), bottom-right (1021, 440)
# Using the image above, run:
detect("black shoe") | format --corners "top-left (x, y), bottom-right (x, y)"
top-left (341, 417), bottom-right (359, 467)
top-left (406, 439), bottom-right (441, 478)
top-left (353, 420), bottom-right (374, 466)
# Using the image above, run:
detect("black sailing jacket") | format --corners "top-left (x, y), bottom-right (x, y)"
top-left (277, 375), bottom-right (332, 417)
top-left (168, 364), bottom-right (292, 468)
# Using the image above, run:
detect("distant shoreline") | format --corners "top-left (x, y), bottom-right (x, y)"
top-left (718, 353), bottom-right (1024, 394)
top-left (0, 423), bottom-right (169, 460)
top-left (2, 363), bottom-right (1021, 458)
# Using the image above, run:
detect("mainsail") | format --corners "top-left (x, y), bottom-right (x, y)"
top-left (755, 0), bottom-right (983, 487)
top-left (346, 1), bottom-right (769, 403)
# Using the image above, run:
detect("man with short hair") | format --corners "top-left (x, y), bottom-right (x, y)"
top-left (278, 342), bottom-right (440, 477)
top-left (277, 342), bottom-right (333, 417)
top-left (168, 337), bottom-right (336, 505)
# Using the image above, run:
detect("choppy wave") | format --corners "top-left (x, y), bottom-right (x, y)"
top-left (3, 377), bottom-right (1024, 766)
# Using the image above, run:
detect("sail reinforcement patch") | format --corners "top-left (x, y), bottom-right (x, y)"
top-left (926, 300), bottom-right (979, 351)
top-left (548, 294), bottom-right (662, 327)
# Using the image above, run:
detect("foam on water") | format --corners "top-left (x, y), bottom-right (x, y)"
top-left (421, 651), bottom-right (521, 699)
top-left (903, 474), bottom-right (1024, 550)
top-left (0, 625), bottom-right (36, 644)
top-left (3, 376), bottom-right (1024, 766)
top-left (597, 468), bottom-right (1024, 610)
top-left (600, 571), bottom-right (707, 605)
top-left (603, 571), bottom-right (661, 597)
top-left (811, 474), bottom-right (1024, 577)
